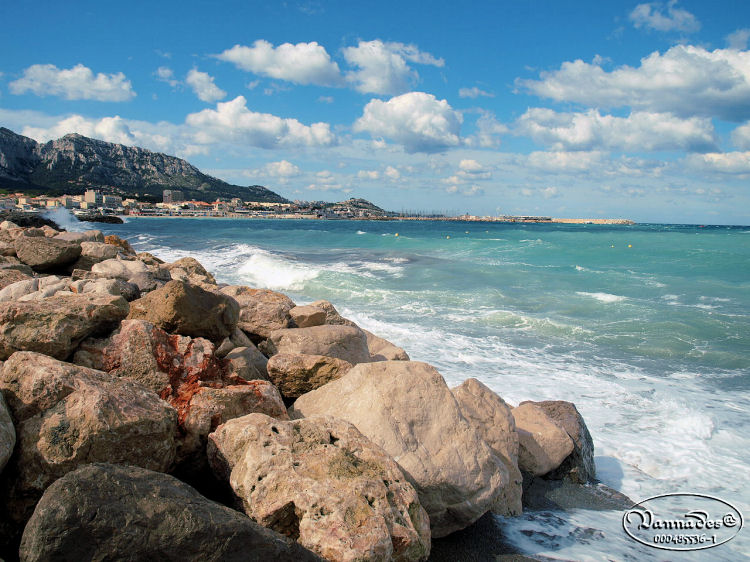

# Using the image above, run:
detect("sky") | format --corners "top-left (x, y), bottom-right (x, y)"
top-left (1, 0), bottom-right (749, 224)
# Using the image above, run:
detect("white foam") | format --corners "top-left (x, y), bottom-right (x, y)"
top-left (237, 250), bottom-right (320, 291)
top-left (356, 230), bottom-right (366, 235)
top-left (576, 291), bottom-right (627, 303)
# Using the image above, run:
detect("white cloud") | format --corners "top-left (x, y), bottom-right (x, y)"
top-left (155, 66), bottom-right (179, 87)
top-left (9, 63), bottom-right (136, 102)
top-left (686, 152), bottom-right (750, 174)
top-left (215, 40), bottom-right (343, 86)
top-left (516, 108), bottom-right (717, 152)
top-left (525, 151), bottom-right (608, 172)
top-left (185, 69), bottom-right (226, 103)
top-left (354, 92), bottom-right (462, 153)
top-left (727, 29), bottom-right (750, 50)
top-left (186, 96), bottom-right (336, 149)
top-left (629, 1), bottom-right (700, 33)
top-left (384, 166), bottom-right (400, 180)
top-left (541, 186), bottom-right (560, 199)
top-left (358, 170), bottom-right (380, 180)
top-left (264, 160), bottom-right (301, 177)
top-left (469, 111), bottom-right (508, 148)
top-left (731, 122), bottom-right (750, 150)
top-left (519, 45), bottom-right (750, 121)
top-left (459, 87), bottom-right (494, 98)
top-left (343, 40), bottom-right (444, 95)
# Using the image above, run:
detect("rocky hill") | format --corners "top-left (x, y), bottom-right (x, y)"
top-left (0, 128), bottom-right (288, 203)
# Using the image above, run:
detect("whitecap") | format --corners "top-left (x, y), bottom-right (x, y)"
top-left (576, 291), bottom-right (626, 303)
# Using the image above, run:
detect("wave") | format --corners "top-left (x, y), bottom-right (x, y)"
top-left (576, 291), bottom-right (627, 303)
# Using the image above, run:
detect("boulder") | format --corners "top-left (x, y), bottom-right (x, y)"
top-left (265, 325), bottom-right (371, 365)
top-left (19, 463), bottom-right (321, 562)
top-left (136, 251), bottom-right (165, 265)
top-left (167, 256), bottom-right (217, 285)
top-left (290, 361), bottom-right (506, 538)
top-left (68, 240), bottom-right (122, 271)
top-left (104, 234), bottom-right (135, 255)
top-left (309, 299), bottom-right (358, 326)
top-left (54, 230), bottom-right (104, 243)
top-left (0, 293), bottom-right (129, 360)
top-left (364, 329), bottom-right (410, 361)
top-left (13, 236), bottom-right (81, 272)
top-left (511, 403), bottom-right (574, 477)
top-left (69, 277), bottom-right (141, 301)
top-left (0, 268), bottom-right (31, 290)
top-left (0, 352), bottom-right (177, 540)
top-left (73, 319), bottom-right (276, 464)
top-left (225, 345), bottom-right (269, 380)
top-left (91, 256), bottom-right (150, 279)
top-left (221, 285), bottom-right (296, 340)
top-left (0, 390), bottom-right (14, 474)
top-left (521, 400), bottom-right (595, 484)
top-left (128, 280), bottom-right (239, 342)
top-left (181, 382), bottom-right (288, 463)
top-left (208, 414), bottom-right (431, 561)
top-left (266, 353), bottom-right (353, 398)
top-left (451, 379), bottom-right (522, 516)
top-left (289, 305), bottom-right (326, 328)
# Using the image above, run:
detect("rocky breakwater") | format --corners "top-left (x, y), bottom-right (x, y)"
top-left (0, 218), bottom-right (615, 562)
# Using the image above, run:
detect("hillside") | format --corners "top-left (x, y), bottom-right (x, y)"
top-left (0, 127), bottom-right (288, 203)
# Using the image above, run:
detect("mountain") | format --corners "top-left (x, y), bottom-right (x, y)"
top-left (0, 128), bottom-right (288, 203)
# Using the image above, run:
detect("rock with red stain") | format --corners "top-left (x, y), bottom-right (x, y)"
top-left (0, 352), bottom-right (177, 545)
top-left (128, 280), bottom-right (239, 343)
top-left (180, 382), bottom-right (288, 462)
top-left (220, 286), bottom-right (295, 341)
top-left (208, 413), bottom-right (431, 562)
top-left (74, 319), bottom-right (225, 398)
top-left (0, 293), bottom-right (128, 360)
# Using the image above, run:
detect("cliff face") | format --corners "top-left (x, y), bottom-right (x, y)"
top-left (0, 128), bottom-right (287, 203)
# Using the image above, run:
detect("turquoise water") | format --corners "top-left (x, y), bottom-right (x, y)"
top-left (99, 217), bottom-right (750, 560)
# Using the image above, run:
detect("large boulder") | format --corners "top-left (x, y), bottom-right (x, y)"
top-left (91, 256), bottom-right (151, 279)
top-left (511, 403), bottom-right (574, 477)
top-left (364, 329), bottom-right (410, 361)
top-left (221, 285), bottom-right (296, 340)
top-left (103, 234), bottom-right (135, 255)
top-left (266, 353), bottom-right (353, 398)
top-left (209, 413), bottom-right (431, 561)
top-left (13, 236), bottom-right (81, 272)
top-left (0, 390), bottom-right (14, 474)
top-left (68, 240), bottom-right (122, 271)
top-left (128, 280), bottom-right (239, 342)
top-left (265, 325), bottom-right (371, 365)
top-left (0, 293), bottom-right (129, 360)
top-left (521, 400), bottom-right (595, 484)
top-left (54, 229), bottom-right (104, 243)
top-left (20, 463), bottom-right (321, 562)
top-left (290, 361), bottom-right (506, 538)
top-left (0, 352), bottom-right (177, 542)
top-left (451, 379), bottom-right (522, 516)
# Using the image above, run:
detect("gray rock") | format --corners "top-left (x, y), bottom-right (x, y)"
top-left (19, 463), bottom-right (321, 562)
top-left (224, 345), bottom-right (269, 380)
top-left (54, 230), bottom-right (104, 243)
top-left (0, 390), bottom-right (14, 474)
top-left (14, 236), bottom-right (81, 272)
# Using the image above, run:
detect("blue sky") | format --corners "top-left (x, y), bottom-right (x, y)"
top-left (1, 0), bottom-right (749, 224)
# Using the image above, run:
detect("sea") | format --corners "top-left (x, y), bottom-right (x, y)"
top-left (67, 214), bottom-right (750, 561)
